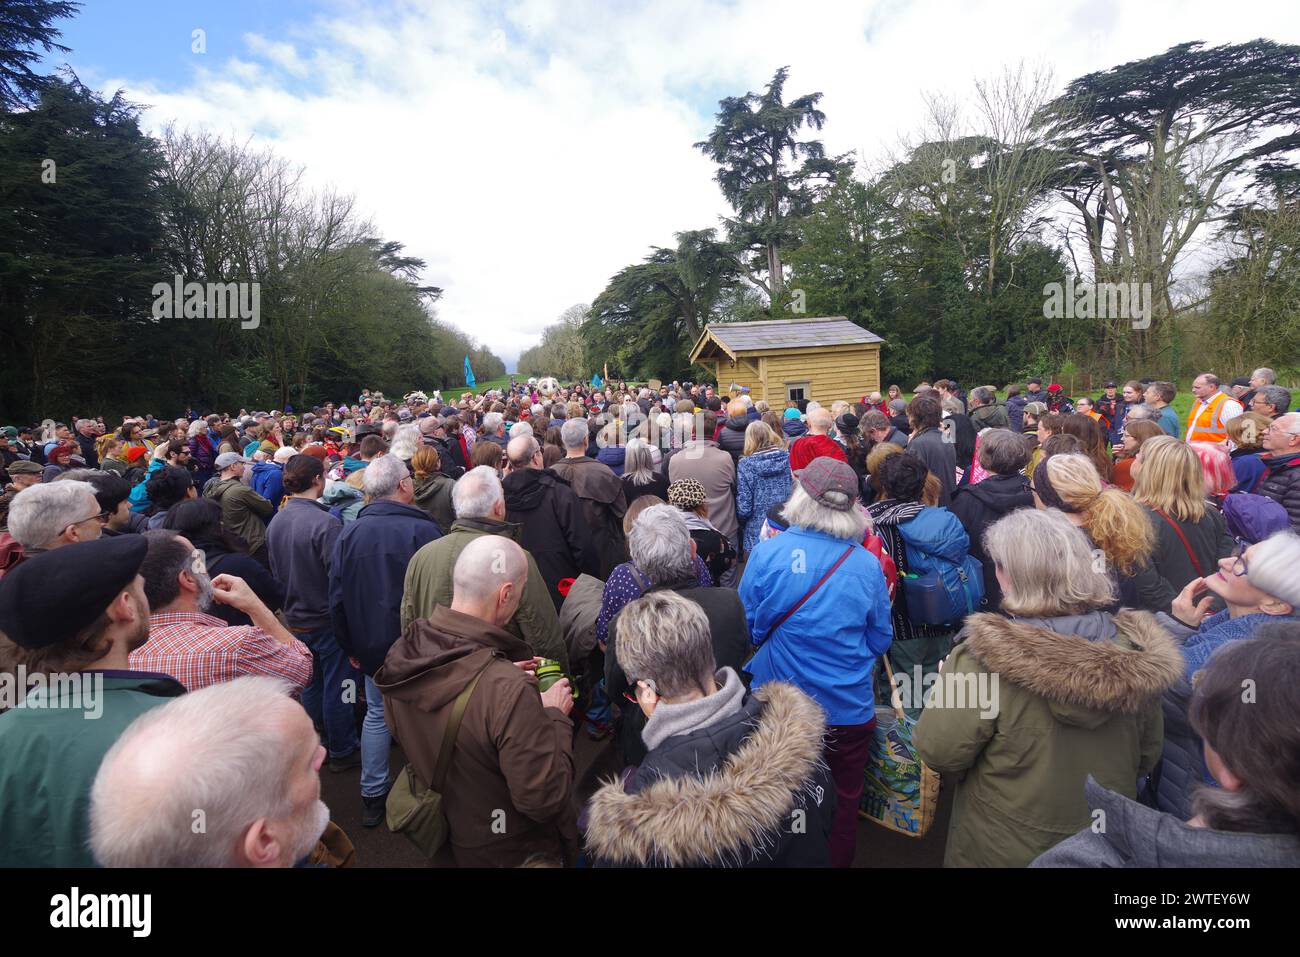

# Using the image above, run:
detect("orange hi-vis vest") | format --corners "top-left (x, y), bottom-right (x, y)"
top-left (1186, 391), bottom-right (1234, 443)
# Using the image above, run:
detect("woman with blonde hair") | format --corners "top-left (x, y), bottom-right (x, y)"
top-left (1032, 452), bottom-right (1154, 606)
top-left (735, 421), bottom-right (792, 554)
top-left (1130, 436), bottom-right (1233, 613)
top-left (1111, 419), bottom-right (1163, 492)
top-left (914, 507), bottom-right (1182, 868)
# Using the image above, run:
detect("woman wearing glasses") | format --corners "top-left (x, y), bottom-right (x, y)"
top-left (1152, 529), bottom-right (1300, 819)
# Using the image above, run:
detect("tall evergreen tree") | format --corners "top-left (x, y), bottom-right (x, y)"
top-left (696, 66), bottom-right (842, 306)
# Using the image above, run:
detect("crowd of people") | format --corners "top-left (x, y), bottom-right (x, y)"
top-left (0, 367), bottom-right (1298, 868)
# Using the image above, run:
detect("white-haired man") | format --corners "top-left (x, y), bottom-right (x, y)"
top-left (329, 453), bottom-right (441, 825)
top-left (379, 535), bottom-right (577, 867)
top-left (1259, 413), bottom-right (1300, 530)
top-left (89, 676), bottom-right (330, 867)
top-left (402, 466), bottom-right (569, 672)
top-left (3, 480), bottom-right (102, 574)
top-left (481, 412), bottom-right (507, 448)
top-left (789, 406), bottom-right (849, 472)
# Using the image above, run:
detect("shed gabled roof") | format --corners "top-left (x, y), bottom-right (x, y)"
top-left (690, 317), bottom-right (883, 363)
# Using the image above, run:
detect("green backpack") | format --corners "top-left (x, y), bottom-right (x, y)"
top-left (385, 666), bottom-right (487, 858)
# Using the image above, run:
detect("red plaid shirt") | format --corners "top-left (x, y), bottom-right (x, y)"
top-left (131, 611), bottom-right (313, 692)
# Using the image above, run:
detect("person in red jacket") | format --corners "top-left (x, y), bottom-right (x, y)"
top-left (789, 407), bottom-right (848, 472)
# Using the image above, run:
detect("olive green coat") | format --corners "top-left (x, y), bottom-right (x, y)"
top-left (913, 609), bottom-right (1182, 868)
top-left (399, 516), bottom-right (568, 674)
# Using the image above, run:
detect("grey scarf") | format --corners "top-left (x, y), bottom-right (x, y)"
top-left (641, 666), bottom-right (746, 751)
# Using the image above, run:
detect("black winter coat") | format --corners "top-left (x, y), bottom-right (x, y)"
top-left (1258, 450), bottom-right (1300, 531)
top-left (584, 679), bottom-right (836, 868)
top-left (503, 468), bottom-right (600, 611)
top-left (1129, 504), bottom-right (1233, 613)
top-left (949, 473), bottom-right (1033, 611)
top-left (717, 416), bottom-right (749, 465)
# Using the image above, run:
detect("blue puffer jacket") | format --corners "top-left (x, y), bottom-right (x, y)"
top-left (782, 419), bottom-right (807, 440)
top-left (735, 447), bottom-right (792, 554)
top-left (329, 499), bottom-right (442, 675)
top-left (251, 461), bottom-right (286, 514)
top-left (740, 526), bottom-right (894, 725)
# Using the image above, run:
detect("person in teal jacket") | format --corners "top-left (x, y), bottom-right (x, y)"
top-left (0, 536), bottom-right (186, 867)
top-left (127, 440), bottom-right (193, 513)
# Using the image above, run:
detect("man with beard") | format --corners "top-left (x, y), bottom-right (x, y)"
top-left (130, 531), bottom-right (312, 693)
top-left (0, 536), bottom-right (187, 867)
top-left (88, 675), bottom-right (332, 867)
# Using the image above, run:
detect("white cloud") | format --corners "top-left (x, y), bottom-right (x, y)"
top-left (93, 0), bottom-right (1300, 368)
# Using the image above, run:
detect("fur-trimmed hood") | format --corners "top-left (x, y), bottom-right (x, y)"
top-left (584, 681), bottom-right (828, 867)
top-left (963, 609), bottom-right (1183, 725)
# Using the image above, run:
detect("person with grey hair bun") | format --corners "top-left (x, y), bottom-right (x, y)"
top-left (90, 676), bottom-right (331, 867)
top-left (914, 507), bottom-right (1183, 868)
top-left (604, 505), bottom-right (750, 767)
top-left (329, 452), bottom-right (442, 826)
top-left (741, 456), bottom-right (892, 867)
top-left (585, 590), bottom-right (835, 868)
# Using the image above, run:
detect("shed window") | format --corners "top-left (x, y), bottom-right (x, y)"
top-left (787, 382), bottom-right (809, 403)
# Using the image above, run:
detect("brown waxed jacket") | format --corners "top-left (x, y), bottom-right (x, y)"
top-left (375, 604), bottom-right (577, 867)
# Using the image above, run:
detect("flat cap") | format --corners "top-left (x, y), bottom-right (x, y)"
top-left (795, 456), bottom-right (859, 511)
top-left (5, 460), bottom-right (42, 476)
top-left (0, 536), bottom-right (148, 649)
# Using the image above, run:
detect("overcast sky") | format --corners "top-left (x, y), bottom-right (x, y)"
top-left (50, 0), bottom-right (1300, 369)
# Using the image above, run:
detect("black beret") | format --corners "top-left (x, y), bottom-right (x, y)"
top-left (0, 536), bottom-right (148, 650)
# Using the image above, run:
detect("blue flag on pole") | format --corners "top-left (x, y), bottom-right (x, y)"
top-left (591, 373), bottom-right (603, 388)
top-left (464, 356), bottom-right (476, 391)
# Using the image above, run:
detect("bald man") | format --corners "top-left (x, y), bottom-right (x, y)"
top-left (502, 435), bottom-right (599, 610)
top-left (788, 406), bottom-right (849, 472)
top-left (89, 676), bottom-right (330, 867)
top-left (376, 536), bottom-right (578, 867)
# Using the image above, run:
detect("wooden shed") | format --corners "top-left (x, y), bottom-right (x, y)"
top-left (689, 317), bottom-right (884, 406)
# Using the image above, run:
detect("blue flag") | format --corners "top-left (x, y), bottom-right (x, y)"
top-left (464, 356), bottom-right (476, 391)
top-left (591, 373), bottom-right (603, 388)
